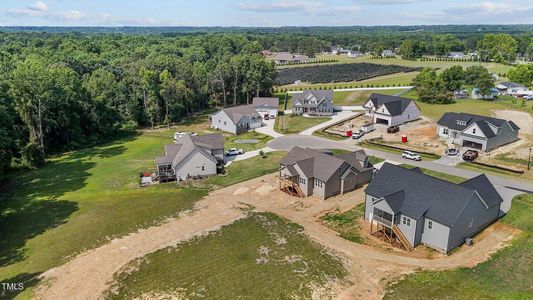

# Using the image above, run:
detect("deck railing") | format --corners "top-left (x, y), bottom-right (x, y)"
top-left (373, 215), bottom-right (392, 227)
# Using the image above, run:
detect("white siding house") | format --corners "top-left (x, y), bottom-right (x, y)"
top-left (209, 105), bottom-right (263, 134)
top-left (363, 94), bottom-right (420, 126)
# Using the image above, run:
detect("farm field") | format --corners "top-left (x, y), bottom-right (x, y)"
top-left (384, 194), bottom-right (533, 300)
top-left (0, 113), bottom-right (284, 299)
top-left (275, 115), bottom-right (331, 134)
top-left (105, 212), bottom-right (347, 300)
top-left (333, 88), bottom-right (407, 106)
top-left (312, 55), bottom-right (512, 75)
top-left (276, 63), bottom-right (419, 86)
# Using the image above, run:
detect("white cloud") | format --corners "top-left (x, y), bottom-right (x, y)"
top-left (28, 1), bottom-right (48, 13)
top-left (236, 1), bottom-right (360, 16)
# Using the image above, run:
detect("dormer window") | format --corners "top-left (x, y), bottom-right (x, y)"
top-left (457, 121), bottom-right (466, 126)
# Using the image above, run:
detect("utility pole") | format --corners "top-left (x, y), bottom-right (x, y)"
top-left (528, 147), bottom-right (532, 171)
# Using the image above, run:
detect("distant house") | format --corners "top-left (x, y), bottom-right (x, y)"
top-left (364, 163), bottom-right (503, 253)
top-left (261, 50), bottom-right (272, 58)
top-left (363, 94), bottom-right (420, 126)
top-left (291, 90), bottom-right (335, 116)
top-left (279, 147), bottom-right (373, 200)
top-left (495, 82), bottom-right (530, 96)
top-left (156, 134), bottom-right (224, 182)
top-left (252, 97), bottom-right (279, 118)
top-left (436, 112), bottom-right (520, 151)
top-left (447, 52), bottom-right (465, 59)
top-left (453, 90), bottom-right (469, 99)
top-left (209, 105), bottom-right (263, 134)
top-left (471, 88), bottom-right (497, 100)
top-left (347, 50), bottom-right (362, 58)
top-left (382, 50), bottom-right (394, 57)
top-left (274, 52), bottom-right (310, 64)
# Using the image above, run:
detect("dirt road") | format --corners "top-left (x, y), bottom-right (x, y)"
top-left (35, 174), bottom-right (516, 300)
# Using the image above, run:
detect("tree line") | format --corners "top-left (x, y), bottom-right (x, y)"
top-left (0, 33), bottom-right (276, 182)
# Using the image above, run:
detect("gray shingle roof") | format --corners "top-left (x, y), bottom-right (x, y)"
top-left (365, 163), bottom-right (501, 226)
top-left (367, 93), bottom-right (413, 116)
top-left (191, 134), bottom-right (224, 150)
top-left (292, 90), bottom-right (334, 108)
top-left (459, 174), bottom-right (503, 208)
top-left (498, 82), bottom-right (525, 89)
top-left (281, 147), bottom-right (370, 182)
top-left (156, 134), bottom-right (221, 167)
top-left (221, 105), bottom-right (261, 124)
top-left (252, 97), bottom-right (279, 108)
top-left (437, 112), bottom-right (520, 135)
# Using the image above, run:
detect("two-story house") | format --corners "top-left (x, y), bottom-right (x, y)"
top-left (364, 163), bottom-right (503, 254)
top-left (363, 93), bottom-right (420, 126)
top-left (291, 90), bottom-right (335, 116)
top-left (436, 112), bottom-right (520, 151)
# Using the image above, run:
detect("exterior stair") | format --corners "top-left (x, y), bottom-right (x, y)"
top-left (392, 225), bottom-right (414, 251)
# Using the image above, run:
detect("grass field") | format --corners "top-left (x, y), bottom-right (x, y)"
top-left (332, 88), bottom-right (407, 106)
top-left (0, 114), bottom-right (287, 299)
top-left (321, 204), bottom-right (367, 244)
top-left (384, 194), bottom-right (533, 300)
top-left (275, 115), bottom-right (330, 134)
top-left (106, 212), bottom-right (347, 300)
top-left (218, 130), bottom-right (273, 152)
top-left (311, 55), bottom-right (512, 75)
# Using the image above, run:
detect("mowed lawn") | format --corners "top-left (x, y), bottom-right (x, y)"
top-left (106, 212), bottom-right (347, 300)
top-left (275, 115), bottom-right (330, 134)
top-left (0, 115), bottom-right (286, 299)
top-left (384, 194), bottom-right (533, 300)
top-left (333, 88), bottom-right (408, 106)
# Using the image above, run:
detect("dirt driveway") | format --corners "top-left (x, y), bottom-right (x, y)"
top-left (35, 174), bottom-right (517, 300)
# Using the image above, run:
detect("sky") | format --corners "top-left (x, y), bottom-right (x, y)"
top-left (0, 0), bottom-right (532, 27)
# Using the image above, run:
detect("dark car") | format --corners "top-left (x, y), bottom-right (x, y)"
top-left (387, 125), bottom-right (400, 133)
top-left (462, 150), bottom-right (479, 161)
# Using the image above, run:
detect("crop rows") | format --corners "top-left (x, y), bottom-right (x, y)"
top-left (275, 63), bottom-right (420, 85)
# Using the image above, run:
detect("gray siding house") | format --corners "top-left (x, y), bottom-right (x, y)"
top-left (156, 134), bottom-right (224, 182)
top-left (363, 93), bottom-right (420, 126)
top-left (209, 105), bottom-right (263, 134)
top-left (292, 90), bottom-right (335, 116)
top-left (364, 163), bottom-right (502, 253)
top-left (279, 147), bottom-right (373, 200)
top-left (437, 112), bottom-right (520, 151)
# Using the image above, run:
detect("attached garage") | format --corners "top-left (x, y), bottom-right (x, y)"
top-left (375, 117), bottom-right (390, 125)
top-left (462, 139), bottom-right (484, 150)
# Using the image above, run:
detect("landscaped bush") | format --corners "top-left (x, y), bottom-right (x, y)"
top-left (275, 63), bottom-right (420, 85)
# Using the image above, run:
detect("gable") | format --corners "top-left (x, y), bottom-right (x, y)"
top-left (463, 122), bottom-right (488, 138)
top-left (376, 104), bottom-right (391, 116)
top-left (363, 99), bottom-right (374, 109)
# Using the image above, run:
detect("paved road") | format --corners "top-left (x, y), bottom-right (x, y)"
top-left (267, 135), bottom-right (533, 210)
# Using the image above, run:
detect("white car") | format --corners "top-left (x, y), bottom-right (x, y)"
top-left (225, 148), bottom-right (245, 156)
top-left (351, 130), bottom-right (365, 140)
top-left (402, 150), bottom-right (421, 161)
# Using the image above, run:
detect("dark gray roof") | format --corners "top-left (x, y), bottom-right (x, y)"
top-left (191, 134), bottom-right (224, 150)
top-left (252, 97), bottom-right (279, 108)
top-left (365, 163), bottom-right (501, 226)
top-left (338, 150), bottom-right (372, 172)
top-left (459, 174), bottom-right (503, 208)
top-left (221, 105), bottom-right (261, 124)
top-left (437, 112), bottom-right (520, 136)
top-left (367, 93), bottom-right (414, 116)
top-left (498, 82), bottom-right (525, 89)
top-left (292, 90), bottom-right (334, 108)
top-left (280, 147), bottom-right (369, 182)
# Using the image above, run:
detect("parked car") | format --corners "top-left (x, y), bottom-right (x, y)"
top-left (263, 114), bottom-right (270, 120)
top-left (351, 130), bottom-right (365, 140)
top-left (462, 150), bottom-right (479, 161)
top-left (445, 148), bottom-right (459, 156)
top-left (387, 125), bottom-right (400, 133)
top-left (225, 148), bottom-right (245, 156)
top-left (270, 115), bottom-right (276, 119)
top-left (402, 150), bottom-right (421, 161)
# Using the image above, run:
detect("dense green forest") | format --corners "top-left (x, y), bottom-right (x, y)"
top-left (0, 33), bottom-right (276, 181)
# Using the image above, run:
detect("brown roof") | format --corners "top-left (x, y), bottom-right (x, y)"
top-left (252, 97), bottom-right (279, 108)
top-left (221, 105), bottom-right (261, 124)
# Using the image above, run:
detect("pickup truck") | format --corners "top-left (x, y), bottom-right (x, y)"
top-left (387, 125), bottom-right (400, 133)
top-left (225, 148), bottom-right (245, 156)
top-left (462, 150), bottom-right (478, 161)
top-left (351, 130), bottom-right (365, 140)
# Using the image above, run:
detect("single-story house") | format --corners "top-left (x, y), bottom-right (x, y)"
top-left (448, 52), bottom-right (465, 59)
top-left (471, 88), bottom-right (498, 100)
top-left (156, 134), bottom-right (224, 182)
top-left (382, 50), bottom-right (395, 57)
top-left (363, 93), bottom-right (421, 126)
top-left (279, 147), bottom-right (373, 200)
top-left (364, 163), bottom-right (503, 253)
top-left (292, 90), bottom-right (335, 116)
top-left (453, 90), bottom-right (469, 99)
top-left (253, 97), bottom-right (279, 118)
top-left (436, 112), bottom-right (520, 151)
top-left (347, 50), bottom-right (362, 58)
top-left (274, 52), bottom-right (310, 64)
top-left (209, 105), bottom-right (263, 134)
top-left (495, 82), bottom-right (530, 96)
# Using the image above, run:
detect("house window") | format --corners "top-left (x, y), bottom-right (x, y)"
top-left (224, 121), bottom-right (227, 125)
top-left (443, 128), bottom-right (449, 135)
top-left (402, 216), bottom-right (410, 226)
top-left (338, 168), bottom-right (342, 175)
top-left (472, 128), bottom-right (477, 134)
top-left (428, 220), bottom-right (433, 229)
top-left (469, 217), bottom-right (474, 228)
top-left (218, 119), bottom-right (221, 123)
top-left (201, 166), bottom-right (205, 171)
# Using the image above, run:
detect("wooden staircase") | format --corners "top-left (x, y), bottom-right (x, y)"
top-left (279, 177), bottom-right (305, 198)
top-left (392, 225), bottom-right (413, 251)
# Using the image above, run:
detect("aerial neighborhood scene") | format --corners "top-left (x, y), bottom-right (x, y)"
top-left (1, 1), bottom-right (533, 299)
